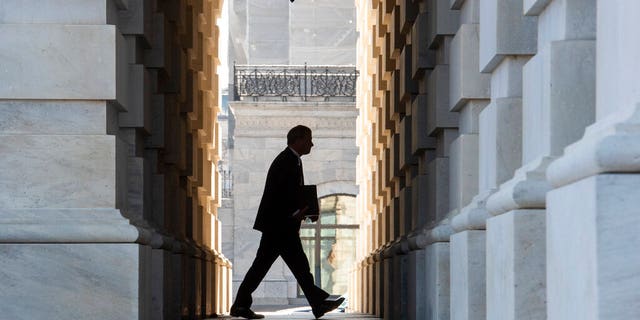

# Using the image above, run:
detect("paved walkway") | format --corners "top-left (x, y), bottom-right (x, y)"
top-left (212, 305), bottom-right (380, 319)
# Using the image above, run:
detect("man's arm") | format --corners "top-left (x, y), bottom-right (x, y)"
top-left (268, 153), bottom-right (305, 219)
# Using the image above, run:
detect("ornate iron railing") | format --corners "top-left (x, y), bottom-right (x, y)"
top-left (221, 169), bottom-right (233, 199)
top-left (233, 64), bottom-right (358, 100)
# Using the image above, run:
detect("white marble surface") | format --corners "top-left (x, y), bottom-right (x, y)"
top-left (486, 210), bottom-right (546, 320)
top-left (451, 189), bottom-right (494, 231)
top-left (458, 0), bottom-right (481, 24)
top-left (486, 156), bottom-right (552, 216)
top-left (524, 0), bottom-right (551, 16)
top-left (458, 100), bottom-right (487, 134)
top-left (0, 0), bottom-right (114, 24)
top-left (596, 0), bottom-right (640, 119)
top-left (0, 101), bottom-right (107, 135)
top-left (0, 24), bottom-right (117, 99)
top-left (0, 135), bottom-right (116, 208)
top-left (489, 57), bottom-right (528, 99)
top-left (449, 134), bottom-right (479, 211)
top-left (479, 0), bottom-right (537, 72)
top-left (450, 230), bottom-right (486, 320)
top-left (428, 0), bottom-right (460, 46)
top-left (544, 37), bottom-right (596, 156)
top-left (407, 249), bottom-right (427, 320)
top-left (0, 243), bottom-right (151, 320)
top-left (523, 40), bottom-right (595, 162)
top-left (427, 65), bottom-right (458, 135)
top-left (450, 24), bottom-right (491, 111)
top-left (547, 174), bottom-right (640, 319)
top-left (478, 98), bottom-right (522, 192)
top-left (424, 243), bottom-right (450, 320)
top-left (546, 104), bottom-right (640, 187)
top-left (427, 158), bottom-right (451, 222)
top-left (536, 0), bottom-right (596, 43)
top-left (0, 208), bottom-right (141, 242)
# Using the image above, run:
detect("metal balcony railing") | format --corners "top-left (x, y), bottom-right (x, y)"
top-left (233, 64), bottom-right (358, 101)
top-left (221, 170), bottom-right (233, 199)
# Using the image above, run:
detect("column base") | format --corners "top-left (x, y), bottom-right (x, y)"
top-left (0, 243), bottom-right (152, 320)
top-left (450, 230), bottom-right (486, 320)
top-left (486, 210), bottom-right (546, 320)
top-left (425, 243), bottom-right (450, 319)
top-left (547, 174), bottom-right (640, 319)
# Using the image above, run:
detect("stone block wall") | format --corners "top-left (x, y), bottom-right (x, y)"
top-left (0, 1), bottom-right (231, 319)
top-left (355, 0), bottom-right (639, 319)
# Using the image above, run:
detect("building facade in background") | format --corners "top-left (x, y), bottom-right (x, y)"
top-left (221, 0), bottom-right (359, 306)
top-left (353, 0), bottom-right (640, 319)
top-left (0, 1), bottom-right (230, 319)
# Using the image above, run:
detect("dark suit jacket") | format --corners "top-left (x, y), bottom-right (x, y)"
top-left (253, 147), bottom-right (305, 233)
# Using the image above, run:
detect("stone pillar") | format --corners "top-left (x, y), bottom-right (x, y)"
top-left (447, 1), bottom-right (490, 318)
top-left (0, 1), bottom-right (229, 319)
top-left (454, 0), bottom-right (539, 319)
top-left (483, 0), bottom-right (596, 319)
top-left (450, 230), bottom-right (485, 320)
top-left (407, 249), bottom-right (426, 320)
top-left (0, 2), bottom-right (151, 319)
top-left (425, 242), bottom-right (451, 320)
top-left (545, 1), bottom-right (640, 319)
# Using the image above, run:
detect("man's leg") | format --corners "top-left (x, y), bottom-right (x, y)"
top-left (233, 233), bottom-right (279, 308)
top-left (279, 233), bottom-right (330, 306)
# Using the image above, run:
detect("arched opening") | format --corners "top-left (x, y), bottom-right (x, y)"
top-left (299, 194), bottom-right (358, 296)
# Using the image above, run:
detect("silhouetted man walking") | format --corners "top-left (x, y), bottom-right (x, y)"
top-left (230, 125), bottom-right (344, 319)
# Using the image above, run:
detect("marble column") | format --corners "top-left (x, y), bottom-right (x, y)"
top-left (0, 1), bottom-right (228, 319)
top-left (546, 1), bottom-right (640, 318)
top-left (0, 2), bottom-right (151, 319)
top-left (485, 0), bottom-right (596, 319)
top-left (447, 1), bottom-right (490, 319)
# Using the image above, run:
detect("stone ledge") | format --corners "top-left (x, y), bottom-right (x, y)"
top-left (547, 104), bottom-right (640, 188)
top-left (0, 208), bottom-right (148, 243)
top-left (486, 156), bottom-right (553, 216)
top-left (451, 189), bottom-right (495, 231)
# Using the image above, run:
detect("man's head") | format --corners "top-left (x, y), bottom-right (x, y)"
top-left (287, 125), bottom-right (314, 155)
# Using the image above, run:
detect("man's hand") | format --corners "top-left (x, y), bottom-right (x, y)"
top-left (293, 206), bottom-right (309, 222)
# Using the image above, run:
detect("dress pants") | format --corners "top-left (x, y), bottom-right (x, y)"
top-left (233, 230), bottom-right (329, 308)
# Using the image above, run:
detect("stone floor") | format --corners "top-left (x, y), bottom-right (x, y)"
top-left (211, 305), bottom-right (380, 319)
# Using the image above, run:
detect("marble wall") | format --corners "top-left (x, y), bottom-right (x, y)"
top-left (355, 0), bottom-right (638, 319)
top-left (0, 1), bottom-right (231, 319)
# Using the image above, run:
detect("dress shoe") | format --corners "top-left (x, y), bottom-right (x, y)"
top-left (230, 306), bottom-right (265, 319)
top-left (312, 297), bottom-right (345, 319)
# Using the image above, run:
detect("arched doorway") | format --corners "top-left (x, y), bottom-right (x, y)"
top-left (299, 194), bottom-right (358, 296)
